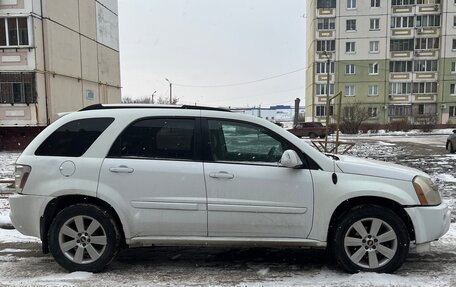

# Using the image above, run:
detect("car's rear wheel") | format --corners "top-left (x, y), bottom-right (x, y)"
top-left (331, 205), bottom-right (409, 273)
top-left (48, 204), bottom-right (120, 272)
top-left (309, 132), bottom-right (317, 139)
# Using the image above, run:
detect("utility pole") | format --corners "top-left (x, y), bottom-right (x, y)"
top-left (165, 78), bottom-right (172, 104)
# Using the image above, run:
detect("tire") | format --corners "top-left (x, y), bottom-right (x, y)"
top-left (48, 204), bottom-right (120, 272)
top-left (319, 135), bottom-right (326, 139)
top-left (309, 133), bottom-right (317, 139)
top-left (331, 205), bottom-right (409, 273)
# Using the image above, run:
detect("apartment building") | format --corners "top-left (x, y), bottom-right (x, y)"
top-left (0, 0), bottom-right (121, 148)
top-left (306, 0), bottom-right (456, 125)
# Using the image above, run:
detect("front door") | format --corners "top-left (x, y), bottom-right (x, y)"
top-left (203, 119), bottom-right (314, 238)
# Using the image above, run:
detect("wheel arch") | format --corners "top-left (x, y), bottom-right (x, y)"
top-left (327, 196), bottom-right (415, 244)
top-left (40, 195), bottom-right (127, 254)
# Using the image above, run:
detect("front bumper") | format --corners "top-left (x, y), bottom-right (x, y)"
top-left (9, 194), bottom-right (53, 239)
top-left (405, 203), bottom-right (451, 244)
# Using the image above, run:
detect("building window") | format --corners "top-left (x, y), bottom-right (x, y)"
top-left (369, 63), bottom-right (379, 75)
top-left (0, 17), bottom-right (29, 47)
top-left (415, 104), bottom-right (436, 116)
top-left (390, 61), bottom-right (413, 72)
top-left (317, 40), bottom-right (336, 52)
top-left (415, 15), bottom-right (440, 28)
top-left (345, 64), bottom-right (356, 74)
top-left (391, 16), bottom-right (414, 28)
top-left (368, 107), bottom-right (378, 118)
top-left (450, 106), bottom-right (456, 117)
top-left (451, 84), bottom-right (456, 95)
top-left (414, 60), bottom-right (438, 72)
top-left (453, 39), bottom-right (456, 50)
top-left (347, 0), bottom-right (357, 9)
top-left (316, 105), bottom-right (334, 117)
top-left (317, 0), bottom-right (336, 8)
top-left (388, 105), bottom-right (411, 117)
top-left (317, 18), bottom-right (336, 30)
top-left (415, 37), bottom-right (439, 50)
top-left (390, 39), bottom-right (414, 51)
top-left (453, 16), bottom-right (456, 27)
top-left (316, 84), bottom-right (335, 96)
top-left (316, 61), bottom-right (335, 74)
top-left (343, 107), bottom-right (354, 119)
top-left (346, 41), bottom-right (356, 53)
top-left (392, 0), bottom-right (415, 5)
top-left (345, 85), bottom-right (356, 96)
top-left (451, 62), bottom-right (456, 74)
top-left (368, 85), bottom-right (379, 96)
top-left (0, 73), bottom-right (36, 104)
top-left (369, 41), bottom-right (379, 53)
top-left (390, 82), bottom-right (412, 95)
top-left (370, 19), bottom-right (380, 30)
top-left (346, 19), bottom-right (357, 31)
top-left (413, 82), bottom-right (437, 94)
top-left (371, 0), bottom-right (380, 7)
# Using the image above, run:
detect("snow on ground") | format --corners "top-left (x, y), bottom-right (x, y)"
top-left (0, 135), bottom-right (455, 286)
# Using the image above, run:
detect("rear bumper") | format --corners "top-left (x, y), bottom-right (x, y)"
top-left (9, 193), bottom-right (53, 238)
top-left (405, 203), bottom-right (451, 244)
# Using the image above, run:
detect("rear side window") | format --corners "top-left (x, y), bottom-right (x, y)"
top-left (108, 118), bottom-right (196, 160)
top-left (35, 118), bottom-right (114, 157)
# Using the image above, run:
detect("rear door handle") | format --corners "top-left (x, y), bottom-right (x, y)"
top-left (109, 166), bottom-right (134, 173)
top-left (209, 171), bottom-right (234, 179)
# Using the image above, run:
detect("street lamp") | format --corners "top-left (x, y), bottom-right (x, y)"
top-left (151, 90), bottom-right (157, 104)
top-left (165, 78), bottom-right (172, 104)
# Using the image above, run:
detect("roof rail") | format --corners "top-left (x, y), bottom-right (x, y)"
top-left (79, 104), bottom-right (231, 112)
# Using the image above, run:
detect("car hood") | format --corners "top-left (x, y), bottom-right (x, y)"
top-left (335, 155), bottom-right (428, 181)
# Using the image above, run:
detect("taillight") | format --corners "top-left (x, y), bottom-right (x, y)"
top-left (15, 165), bottom-right (31, 194)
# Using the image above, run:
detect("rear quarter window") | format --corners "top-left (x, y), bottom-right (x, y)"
top-left (35, 117), bottom-right (114, 157)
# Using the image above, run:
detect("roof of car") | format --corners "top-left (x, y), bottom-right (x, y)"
top-left (79, 104), bottom-right (231, 112)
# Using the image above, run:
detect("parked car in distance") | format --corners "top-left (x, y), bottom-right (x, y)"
top-left (446, 130), bottom-right (456, 153)
top-left (288, 122), bottom-right (332, 138)
top-left (10, 104), bottom-right (450, 273)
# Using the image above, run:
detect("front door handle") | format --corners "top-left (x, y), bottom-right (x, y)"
top-left (109, 166), bottom-right (134, 173)
top-left (209, 171), bottom-right (234, 179)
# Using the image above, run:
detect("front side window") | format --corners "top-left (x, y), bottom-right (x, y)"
top-left (0, 17), bottom-right (29, 47)
top-left (35, 118), bottom-right (114, 157)
top-left (108, 118), bottom-right (196, 160)
top-left (207, 120), bottom-right (290, 164)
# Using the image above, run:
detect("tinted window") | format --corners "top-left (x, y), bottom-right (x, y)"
top-left (109, 118), bottom-right (196, 160)
top-left (35, 118), bottom-right (114, 157)
top-left (208, 120), bottom-right (290, 164)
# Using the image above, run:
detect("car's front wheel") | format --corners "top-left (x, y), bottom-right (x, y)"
top-left (331, 205), bottom-right (409, 273)
top-left (48, 204), bottom-right (120, 272)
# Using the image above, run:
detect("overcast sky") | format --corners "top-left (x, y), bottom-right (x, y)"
top-left (118, 0), bottom-right (306, 108)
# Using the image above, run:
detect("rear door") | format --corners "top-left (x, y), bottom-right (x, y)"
top-left (203, 118), bottom-right (314, 238)
top-left (97, 117), bottom-right (207, 237)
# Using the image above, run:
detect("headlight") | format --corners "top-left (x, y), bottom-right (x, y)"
top-left (413, 176), bottom-right (441, 205)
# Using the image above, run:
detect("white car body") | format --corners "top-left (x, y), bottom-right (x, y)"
top-left (9, 105), bottom-right (451, 273)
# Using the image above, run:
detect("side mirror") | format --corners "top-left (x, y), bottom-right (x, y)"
top-left (280, 150), bottom-right (303, 168)
top-left (453, 130), bottom-right (456, 134)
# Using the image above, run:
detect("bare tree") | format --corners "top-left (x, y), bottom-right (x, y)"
top-left (121, 96), bottom-right (179, 104)
top-left (340, 101), bottom-right (371, 134)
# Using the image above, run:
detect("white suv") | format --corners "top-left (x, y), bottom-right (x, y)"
top-left (10, 104), bottom-right (450, 273)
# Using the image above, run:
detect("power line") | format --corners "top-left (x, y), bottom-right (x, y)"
top-left (173, 67), bottom-right (306, 88)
